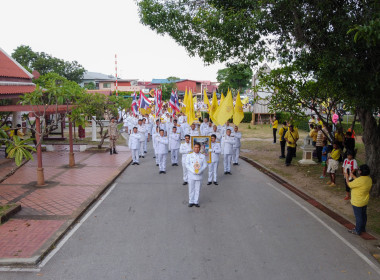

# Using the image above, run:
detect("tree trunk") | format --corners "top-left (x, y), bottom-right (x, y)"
top-left (357, 109), bottom-right (380, 197)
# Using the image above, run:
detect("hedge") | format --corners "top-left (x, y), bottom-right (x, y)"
top-left (200, 112), bottom-right (252, 123)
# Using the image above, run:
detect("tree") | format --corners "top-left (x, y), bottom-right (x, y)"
top-left (12, 45), bottom-right (86, 83)
top-left (138, 0), bottom-right (380, 196)
top-left (217, 63), bottom-right (252, 94)
top-left (161, 77), bottom-right (179, 100)
top-left (84, 82), bottom-right (96, 90)
top-left (75, 92), bottom-right (130, 148)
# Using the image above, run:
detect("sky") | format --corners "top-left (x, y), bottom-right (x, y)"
top-left (0, 0), bottom-right (227, 82)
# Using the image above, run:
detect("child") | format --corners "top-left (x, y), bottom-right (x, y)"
top-left (342, 150), bottom-right (358, 200)
top-left (326, 142), bottom-right (341, 187)
top-left (320, 140), bottom-right (328, 178)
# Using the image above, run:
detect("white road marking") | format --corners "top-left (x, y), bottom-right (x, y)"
top-left (266, 182), bottom-right (380, 276)
top-left (0, 182), bottom-right (118, 273)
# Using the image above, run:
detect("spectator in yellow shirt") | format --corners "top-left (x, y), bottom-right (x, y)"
top-left (284, 124), bottom-right (299, 166)
top-left (271, 116), bottom-right (278, 144)
top-left (278, 122), bottom-right (288, 159)
top-left (309, 125), bottom-right (318, 146)
top-left (345, 164), bottom-right (372, 235)
top-left (326, 142), bottom-right (341, 187)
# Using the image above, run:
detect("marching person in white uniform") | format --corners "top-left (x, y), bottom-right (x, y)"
top-left (169, 126), bottom-right (181, 166)
top-left (223, 128), bottom-right (235, 174)
top-left (180, 121), bottom-right (189, 139)
top-left (137, 119), bottom-right (146, 158)
top-left (209, 124), bottom-right (221, 142)
top-left (128, 127), bottom-right (141, 165)
top-left (180, 134), bottom-right (192, 185)
top-left (232, 126), bottom-right (242, 165)
top-left (200, 118), bottom-right (209, 135)
top-left (156, 129), bottom-right (169, 174)
top-left (142, 118), bottom-right (149, 154)
top-left (185, 143), bottom-right (207, 207)
top-left (152, 126), bottom-right (160, 166)
top-left (222, 121), bottom-right (234, 136)
top-left (189, 123), bottom-right (199, 137)
top-left (207, 134), bottom-right (221, 185)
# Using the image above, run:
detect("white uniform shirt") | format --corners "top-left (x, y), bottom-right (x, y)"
top-left (156, 136), bottom-right (169, 154)
top-left (128, 133), bottom-right (141, 149)
top-left (189, 129), bottom-right (199, 137)
top-left (179, 142), bottom-right (192, 158)
top-left (231, 131), bottom-right (242, 148)
top-left (185, 152), bottom-right (208, 180)
top-left (169, 132), bottom-right (181, 150)
top-left (223, 135), bottom-right (235, 155)
top-left (209, 131), bottom-right (221, 142)
top-left (200, 122), bottom-right (209, 135)
top-left (137, 124), bottom-right (145, 142)
top-left (210, 142), bottom-right (221, 162)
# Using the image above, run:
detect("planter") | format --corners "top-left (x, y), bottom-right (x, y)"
top-left (85, 147), bottom-right (110, 153)
top-left (0, 203), bottom-right (21, 224)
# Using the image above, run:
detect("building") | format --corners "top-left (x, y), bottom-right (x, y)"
top-left (251, 63), bottom-right (274, 124)
top-left (0, 47), bottom-right (36, 126)
top-left (147, 79), bottom-right (218, 97)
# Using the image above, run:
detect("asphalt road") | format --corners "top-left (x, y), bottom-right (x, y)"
top-left (1, 143), bottom-right (380, 280)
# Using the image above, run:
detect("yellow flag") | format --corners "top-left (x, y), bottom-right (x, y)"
top-left (214, 90), bottom-right (234, 125)
top-left (203, 89), bottom-right (210, 110)
top-left (184, 88), bottom-right (188, 115)
top-left (220, 92), bottom-right (225, 105)
top-left (242, 96), bottom-right (249, 105)
top-left (233, 92), bottom-right (244, 126)
top-left (209, 92), bottom-right (219, 124)
top-left (187, 89), bottom-right (196, 124)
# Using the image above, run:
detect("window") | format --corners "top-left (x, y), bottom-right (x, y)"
top-left (103, 83), bottom-right (111, 88)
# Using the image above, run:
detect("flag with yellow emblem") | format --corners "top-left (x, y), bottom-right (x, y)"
top-left (209, 91), bottom-right (219, 124)
top-left (203, 89), bottom-right (210, 111)
top-left (213, 90), bottom-right (234, 125)
top-left (233, 92), bottom-right (244, 126)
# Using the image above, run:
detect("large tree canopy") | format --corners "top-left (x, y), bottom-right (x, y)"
top-left (12, 45), bottom-right (86, 84)
top-left (138, 0), bottom-right (380, 196)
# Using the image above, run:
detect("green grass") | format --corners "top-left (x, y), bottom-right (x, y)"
top-left (0, 205), bottom-right (12, 216)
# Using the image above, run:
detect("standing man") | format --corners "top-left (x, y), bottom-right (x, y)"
top-left (128, 127), bottom-right (141, 165)
top-left (278, 122), bottom-right (288, 159)
top-left (156, 129), bottom-right (169, 174)
top-left (180, 134), bottom-right (192, 185)
top-left (284, 124), bottom-right (299, 166)
top-left (170, 126), bottom-right (181, 166)
top-left (108, 117), bottom-right (118, 155)
top-left (142, 118), bottom-right (149, 154)
top-left (231, 126), bottom-right (242, 165)
top-left (186, 143), bottom-right (208, 207)
top-left (207, 134), bottom-right (221, 185)
top-left (200, 118), bottom-right (209, 135)
top-left (137, 119), bottom-right (146, 158)
top-left (223, 128), bottom-right (235, 174)
top-left (189, 123), bottom-right (199, 136)
top-left (271, 115), bottom-right (278, 144)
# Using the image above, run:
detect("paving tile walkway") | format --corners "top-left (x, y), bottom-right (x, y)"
top-left (0, 145), bottom-right (131, 265)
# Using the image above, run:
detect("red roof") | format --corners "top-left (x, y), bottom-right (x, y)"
top-left (0, 85), bottom-right (36, 94)
top-left (0, 48), bottom-right (33, 79)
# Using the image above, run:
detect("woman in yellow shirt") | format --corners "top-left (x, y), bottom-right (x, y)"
top-left (271, 116), bottom-right (278, 144)
top-left (345, 164), bottom-right (372, 235)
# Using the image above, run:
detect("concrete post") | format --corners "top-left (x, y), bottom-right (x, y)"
top-left (92, 116), bottom-right (97, 141)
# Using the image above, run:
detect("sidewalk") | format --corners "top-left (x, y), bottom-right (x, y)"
top-left (0, 145), bottom-right (131, 266)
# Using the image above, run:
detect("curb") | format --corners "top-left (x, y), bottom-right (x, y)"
top-left (240, 156), bottom-right (378, 241)
top-left (0, 153), bottom-right (132, 267)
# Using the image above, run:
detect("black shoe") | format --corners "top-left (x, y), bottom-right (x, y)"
top-left (285, 163), bottom-right (290, 166)
top-left (162, 171), bottom-right (166, 174)
top-left (156, 164), bottom-right (159, 166)
top-left (153, 156), bottom-right (156, 158)
top-left (141, 156), bottom-right (144, 158)
top-left (224, 172), bottom-right (228, 174)
top-left (183, 182), bottom-right (188, 185)
top-left (172, 164), bottom-right (175, 166)
top-left (233, 163), bottom-right (237, 165)
top-left (113, 149), bottom-right (118, 154)
top-left (207, 182), bottom-right (212, 185)
top-left (139, 156), bottom-right (141, 158)
top-left (188, 203), bottom-right (194, 207)
top-left (144, 151), bottom-right (147, 154)
top-left (214, 182), bottom-right (218, 185)
top-left (227, 172), bottom-right (232, 175)
top-left (174, 163), bottom-right (178, 166)
top-left (132, 162), bottom-right (135, 165)
top-left (194, 204), bottom-right (200, 208)
top-left (136, 163), bottom-right (140, 165)
top-left (159, 171), bottom-right (163, 174)
top-left (279, 156), bottom-right (285, 159)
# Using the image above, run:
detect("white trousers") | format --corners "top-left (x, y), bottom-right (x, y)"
top-left (171, 149), bottom-right (179, 164)
top-left (188, 179), bottom-right (201, 204)
top-left (224, 154), bottom-right (232, 172)
top-left (144, 135), bottom-right (148, 152)
top-left (139, 141), bottom-right (144, 156)
top-left (182, 156), bottom-right (188, 182)
top-left (208, 161), bottom-right (219, 182)
top-left (155, 153), bottom-right (160, 164)
top-left (132, 149), bottom-right (139, 163)
top-left (158, 153), bottom-right (167, 171)
top-left (233, 148), bottom-right (240, 164)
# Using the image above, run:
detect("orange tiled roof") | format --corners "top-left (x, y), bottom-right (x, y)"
top-left (0, 48), bottom-right (33, 79)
